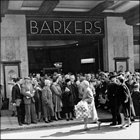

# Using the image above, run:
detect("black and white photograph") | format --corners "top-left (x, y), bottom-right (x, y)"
top-left (0, 0), bottom-right (140, 139)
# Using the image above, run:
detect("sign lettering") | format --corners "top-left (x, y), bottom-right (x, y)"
top-left (26, 17), bottom-right (104, 39)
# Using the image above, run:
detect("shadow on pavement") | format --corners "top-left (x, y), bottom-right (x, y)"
top-left (40, 123), bottom-right (123, 138)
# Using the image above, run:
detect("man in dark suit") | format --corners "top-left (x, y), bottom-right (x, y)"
top-left (107, 75), bottom-right (121, 125)
top-left (12, 78), bottom-right (25, 126)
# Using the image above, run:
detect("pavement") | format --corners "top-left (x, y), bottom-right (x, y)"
top-left (0, 108), bottom-right (112, 132)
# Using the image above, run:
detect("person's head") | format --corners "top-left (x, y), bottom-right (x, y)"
top-left (58, 74), bottom-right (62, 82)
top-left (32, 78), bottom-right (38, 86)
top-left (91, 73), bottom-right (95, 79)
top-left (79, 76), bottom-right (86, 82)
top-left (133, 82), bottom-right (139, 91)
top-left (65, 79), bottom-right (71, 85)
top-left (81, 80), bottom-right (89, 89)
top-left (109, 75), bottom-right (117, 83)
top-left (13, 77), bottom-right (22, 84)
top-left (117, 75), bottom-right (125, 84)
top-left (36, 73), bottom-right (40, 79)
top-left (86, 74), bottom-right (91, 81)
top-left (44, 79), bottom-right (51, 87)
top-left (52, 75), bottom-right (59, 83)
top-left (24, 77), bottom-right (31, 84)
top-left (70, 75), bottom-right (75, 83)
top-left (65, 74), bottom-right (70, 80)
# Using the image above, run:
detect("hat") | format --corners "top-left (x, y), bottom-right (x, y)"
top-left (133, 83), bottom-right (139, 90)
top-left (117, 75), bottom-right (124, 80)
top-left (65, 74), bottom-right (70, 79)
top-left (65, 79), bottom-right (71, 83)
top-left (24, 76), bottom-right (30, 80)
top-left (13, 77), bottom-right (21, 82)
top-left (109, 75), bottom-right (117, 80)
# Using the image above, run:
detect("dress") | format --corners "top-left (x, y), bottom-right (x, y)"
top-left (51, 83), bottom-right (62, 112)
top-left (82, 87), bottom-right (98, 121)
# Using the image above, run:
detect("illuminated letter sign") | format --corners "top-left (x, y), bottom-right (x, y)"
top-left (27, 17), bottom-right (104, 38)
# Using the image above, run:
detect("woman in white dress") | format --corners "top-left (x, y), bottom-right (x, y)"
top-left (81, 80), bottom-right (101, 130)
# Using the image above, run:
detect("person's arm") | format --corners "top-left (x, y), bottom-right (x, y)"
top-left (123, 85), bottom-right (129, 103)
top-left (83, 90), bottom-right (93, 103)
top-left (42, 89), bottom-right (48, 104)
top-left (78, 84), bottom-right (84, 99)
top-left (11, 86), bottom-right (16, 103)
top-left (51, 85), bottom-right (61, 97)
top-left (21, 86), bottom-right (33, 98)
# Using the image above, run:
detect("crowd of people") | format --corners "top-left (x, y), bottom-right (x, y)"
top-left (2, 70), bottom-right (140, 129)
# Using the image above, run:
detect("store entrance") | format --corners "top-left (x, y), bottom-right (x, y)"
top-left (28, 39), bottom-right (103, 75)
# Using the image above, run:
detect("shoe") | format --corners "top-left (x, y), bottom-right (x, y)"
top-left (45, 120), bottom-right (49, 123)
top-left (11, 114), bottom-right (15, 117)
top-left (84, 126), bottom-right (89, 131)
top-left (131, 118), bottom-right (135, 122)
top-left (120, 125), bottom-right (126, 128)
top-left (97, 121), bottom-right (101, 130)
top-left (19, 123), bottom-right (23, 126)
top-left (70, 118), bottom-right (73, 120)
top-left (66, 118), bottom-right (69, 121)
top-left (32, 122), bottom-right (37, 124)
top-left (110, 123), bottom-right (116, 126)
top-left (120, 124), bottom-right (126, 128)
top-left (125, 123), bottom-right (132, 127)
top-left (58, 118), bottom-right (62, 120)
top-left (54, 118), bottom-right (58, 121)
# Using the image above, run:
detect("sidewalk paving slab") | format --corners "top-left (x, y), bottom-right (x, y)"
top-left (0, 108), bottom-right (112, 132)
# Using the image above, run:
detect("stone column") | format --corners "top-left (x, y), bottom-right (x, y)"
top-left (0, 14), bottom-right (28, 103)
top-left (1, 14), bottom-right (29, 79)
top-left (103, 16), bottom-right (134, 72)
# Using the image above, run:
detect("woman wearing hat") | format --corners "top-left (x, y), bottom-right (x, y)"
top-left (62, 78), bottom-right (75, 121)
top-left (51, 75), bottom-right (63, 120)
top-left (42, 79), bottom-right (54, 123)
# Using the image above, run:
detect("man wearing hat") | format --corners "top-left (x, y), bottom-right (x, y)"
top-left (131, 82), bottom-right (140, 117)
top-left (106, 74), bottom-right (121, 125)
top-left (117, 75), bottom-right (134, 127)
top-left (11, 77), bottom-right (25, 126)
top-left (21, 77), bottom-right (37, 125)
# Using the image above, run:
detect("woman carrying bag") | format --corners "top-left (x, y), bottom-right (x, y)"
top-left (75, 80), bottom-right (101, 130)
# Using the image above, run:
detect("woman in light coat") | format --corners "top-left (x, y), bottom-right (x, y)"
top-left (42, 79), bottom-right (54, 123)
top-left (81, 80), bottom-right (100, 130)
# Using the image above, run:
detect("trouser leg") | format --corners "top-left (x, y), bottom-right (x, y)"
top-left (25, 104), bottom-right (31, 124)
top-left (30, 103), bottom-right (37, 123)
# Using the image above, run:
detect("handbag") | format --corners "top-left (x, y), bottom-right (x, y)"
top-left (75, 100), bottom-right (90, 119)
top-left (15, 99), bottom-right (21, 106)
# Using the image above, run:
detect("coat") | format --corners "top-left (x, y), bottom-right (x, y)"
top-left (42, 86), bottom-right (54, 117)
top-left (21, 83), bottom-right (35, 105)
top-left (82, 87), bottom-right (98, 121)
top-left (62, 85), bottom-right (75, 108)
top-left (12, 84), bottom-right (24, 105)
top-left (51, 83), bottom-right (62, 112)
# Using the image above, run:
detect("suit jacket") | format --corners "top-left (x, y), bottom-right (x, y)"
top-left (21, 83), bottom-right (35, 104)
top-left (12, 84), bottom-right (23, 104)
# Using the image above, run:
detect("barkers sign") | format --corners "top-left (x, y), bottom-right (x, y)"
top-left (26, 17), bottom-right (104, 38)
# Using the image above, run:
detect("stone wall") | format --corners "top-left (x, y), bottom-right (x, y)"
top-left (104, 16), bottom-right (134, 72)
top-left (0, 14), bottom-right (28, 100)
